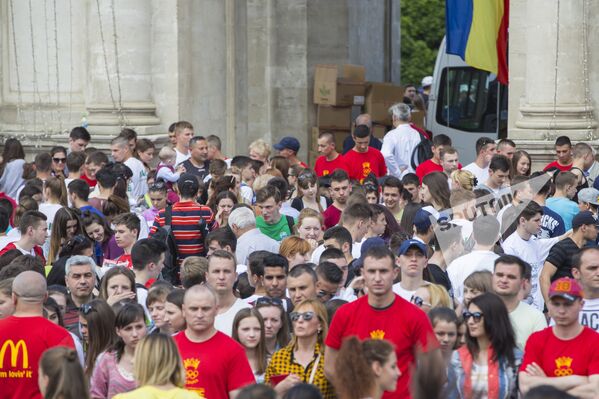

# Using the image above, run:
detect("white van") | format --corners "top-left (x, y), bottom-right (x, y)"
top-left (426, 37), bottom-right (508, 164)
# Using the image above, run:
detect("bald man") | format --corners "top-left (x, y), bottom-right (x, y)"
top-left (0, 271), bottom-right (74, 399)
top-left (173, 284), bottom-right (255, 398)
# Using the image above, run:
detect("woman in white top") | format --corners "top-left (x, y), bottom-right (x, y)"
top-left (0, 138), bottom-right (26, 199)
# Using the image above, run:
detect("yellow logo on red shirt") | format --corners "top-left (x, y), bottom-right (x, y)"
top-left (362, 162), bottom-right (371, 178)
top-left (370, 329), bottom-right (386, 340)
top-left (323, 170), bottom-right (330, 176)
top-left (184, 357), bottom-right (201, 384)
top-left (0, 339), bottom-right (33, 378)
top-left (554, 356), bottom-right (574, 376)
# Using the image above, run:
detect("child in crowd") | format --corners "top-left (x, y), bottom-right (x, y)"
top-left (156, 147), bottom-right (185, 203)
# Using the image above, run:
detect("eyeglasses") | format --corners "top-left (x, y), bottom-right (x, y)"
top-left (462, 311), bottom-right (484, 322)
top-left (290, 311), bottom-right (315, 322)
top-left (410, 295), bottom-right (431, 308)
top-left (150, 181), bottom-right (167, 190)
top-left (255, 297), bottom-right (283, 307)
top-left (317, 289), bottom-right (336, 300)
top-left (298, 173), bottom-right (314, 182)
top-left (53, 157), bottom-right (66, 163)
top-left (80, 303), bottom-right (95, 315)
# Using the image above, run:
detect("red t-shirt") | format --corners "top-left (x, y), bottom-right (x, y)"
top-left (174, 330), bottom-right (255, 398)
top-left (115, 253), bottom-right (133, 269)
top-left (520, 326), bottom-right (599, 377)
top-left (0, 243), bottom-right (45, 265)
top-left (323, 204), bottom-right (342, 229)
top-left (342, 148), bottom-right (387, 182)
top-left (314, 155), bottom-right (349, 177)
top-left (544, 161), bottom-right (573, 172)
top-left (81, 173), bottom-right (97, 189)
top-left (415, 159), bottom-right (442, 181)
top-left (325, 295), bottom-right (437, 399)
top-left (0, 316), bottom-right (74, 399)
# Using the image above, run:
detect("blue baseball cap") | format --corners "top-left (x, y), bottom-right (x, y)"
top-left (413, 208), bottom-right (433, 231)
top-left (273, 137), bottom-right (300, 152)
top-left (397, 239), bottom-right (427, 256)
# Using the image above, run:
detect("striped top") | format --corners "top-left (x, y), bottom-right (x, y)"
top-left (149, 200), bottom-right (216, 260)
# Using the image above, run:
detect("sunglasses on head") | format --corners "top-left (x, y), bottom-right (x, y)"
top-left (53, 157), bottom-right (66, 163)
top-left (290, 311), bottom-right (315, 322)
top-left (462, 311), bottom-right (484, 322)
top-left (410, 295), bottom-right (431, 308)
top-left (255, 297), bottom-right (283, 307)
top-left (150, 181), bottom-right (167, 190)
top-left (80, 303), bottom-right (95, 315)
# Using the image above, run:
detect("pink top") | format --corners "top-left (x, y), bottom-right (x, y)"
top-left (90, 351), bottom-right (137, 399)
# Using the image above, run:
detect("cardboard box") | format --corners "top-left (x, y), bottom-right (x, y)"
top-left (372, 124), bottom-right (388, 139)
top-left (314, 64), bottom-right (366, 106)
top-left (331, 131), bottom-right (350, 152)
top-left (316, 105), bottom-right (352, 130)
top-left (364, 82), bottom-right (404, 125)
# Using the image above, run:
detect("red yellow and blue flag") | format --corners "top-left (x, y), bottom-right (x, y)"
top-left (446, 0), bottom-right (509, 84)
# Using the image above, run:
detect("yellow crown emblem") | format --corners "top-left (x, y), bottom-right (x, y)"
top-left (183, 357), bottom-right (201, 370)
top-left (370, 329), bottom-right (386, 340)
top-left (555, 356), bottom-right (573, 369)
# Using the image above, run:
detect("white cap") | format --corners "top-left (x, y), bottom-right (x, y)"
top-left (421, 76), bottom-right (433, 87)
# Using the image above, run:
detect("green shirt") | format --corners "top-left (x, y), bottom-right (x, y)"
top-left (256, 215), bottom-right (292, 241)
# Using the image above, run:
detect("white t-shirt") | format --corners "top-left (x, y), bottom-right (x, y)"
top-left (463, 162), bottom-right (489, 185)
top-left (175, 148), bottom-right (190, 167)
top-left (447, 250), bottom-right (499, 304)
top-left (381, 124), bottom-right (422, 178)
top-left (579, 297), bottom-right (599, 332)
top-left (124, 157), bottom-right (148, 199)
top-left (215, 298), bottom-right (252, 336)
top-left (502, 232), bottom-right (559, 311)
top-left (392, 282), bottom-right (416, 302)
top-left (509, 301), bottom-right (547, 349)
top-left (39, 203), bottom-right (63, 229)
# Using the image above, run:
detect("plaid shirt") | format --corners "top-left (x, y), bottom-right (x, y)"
top-left (265, 343), bottom-right (334, 399)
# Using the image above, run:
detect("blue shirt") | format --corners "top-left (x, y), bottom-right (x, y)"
top-left (80, 205), bottom-right (105, 219)
top-left (545, 197), bottom-right (578, 231)
top-left (538, 205), bottom-right (566, 238)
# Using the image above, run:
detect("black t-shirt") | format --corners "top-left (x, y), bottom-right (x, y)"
top-left (425, 263), bottom-right (452, 297)
top-left (182, 159), bottom-right (209, 182)
top-left (545, 237), bottom-right (580, 281)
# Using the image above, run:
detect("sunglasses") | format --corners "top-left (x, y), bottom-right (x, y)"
top-left (290, 311), bottom-right (315, 322)
top-left (462, 311), bottom-right (484, 322)
top-left (410, 295), bottom-right (431, 308)
top-left (317, 289), bottom-right (336, 300)
top-left (80, 303), bottom-right (95, 315)
top-left (150, 181), bottom-right (167, 190)
top-left (53, 157), bottom-right (66, 163)
top-left (255, 297), bottom-right (283, 307)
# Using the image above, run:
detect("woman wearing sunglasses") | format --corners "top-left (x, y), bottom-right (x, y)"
top-left (446, 293), bottom-right (521, 399)
top-left (50, 146), bottom-right (68, 178)
top-left (265, 299), bottom-right (334, 399)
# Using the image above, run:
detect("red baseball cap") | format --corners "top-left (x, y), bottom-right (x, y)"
top-left (548, 277), bottom-right (584, 302)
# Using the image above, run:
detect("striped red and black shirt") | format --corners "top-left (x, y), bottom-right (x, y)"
top-left (149, 200), bottom-right (216, 261)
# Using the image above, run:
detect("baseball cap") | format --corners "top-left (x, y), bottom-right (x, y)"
top-left (273, 137), bottom-right (300, 152)
top-left (177, 173), bottom-right (200, 192)
top-left (397, 239), bottom-right (427, 256)
top-left (421, 76), bottom-right (433, 87)
top-left (413, 209), bottom-right (433, 231)
top-left (548, 277), bottom-right (584, 302)
top-left (355, 237), bottom-right (386, 268)
top-left (571, 211), bottom-right (599, 230)
top-left (578, 188), bottom-right (599, 206)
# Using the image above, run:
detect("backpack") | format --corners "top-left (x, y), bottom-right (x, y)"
top-left (151, 206), bottom-right (180, 285)
top-left (410, 131), bottom-right (434, 171)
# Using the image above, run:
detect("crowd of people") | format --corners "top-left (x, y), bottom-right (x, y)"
top-left (1, 107), bottom-right (599, 399)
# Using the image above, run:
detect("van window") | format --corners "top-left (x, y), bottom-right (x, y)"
top-left (436, 67), bottom-right (499, 133)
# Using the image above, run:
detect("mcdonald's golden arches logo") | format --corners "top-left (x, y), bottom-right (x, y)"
top-left (0, 340), bottom-right (29, 369)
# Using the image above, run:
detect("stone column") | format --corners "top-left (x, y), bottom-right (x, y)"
top-left (510, 0), bottom-right (597, 168)
top-left (86, 0), bottom-right (160, 137)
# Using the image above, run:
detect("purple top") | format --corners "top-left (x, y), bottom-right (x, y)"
top-left (102, 235), bottom-right (124, 262)
top-left (90, 351), bottom-right (137, 398)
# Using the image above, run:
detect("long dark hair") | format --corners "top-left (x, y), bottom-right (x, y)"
top-left (48, 208), bottom-right (83, 264)
top-left (422, 172), bottom-right (451, 210)
top-left (81, 299), bottom-right (117, 378)
top-left (466, 293), bottom-right (516, 366)
top-left (40, 347), bottom-right (90, 399)
top-left (82, 211), bottom-right (114, 244)
top-left (112, 302), bottom-right (146, 361)
top-left (0, 138), bottom-right (25, 177)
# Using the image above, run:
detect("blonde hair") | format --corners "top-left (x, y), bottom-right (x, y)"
top-left (279, 236), bottom-right (312, 259)
top-left (451, 170), bottom-right (476, 191)
top-left (252, 174), bottom-right (274, 192)
top-left (158, 146), bottom-right (176, 163)
top-left (134, 333), bottom-right (186, 387)
top-left (296, 208), bottom-right (324, 232)
top-left (180, 256), bottom-right (208, 283)
top-left (290, 299), bottom-right (328, 352)
top-left (420, 283), bottom-right (452, 309)
top-left (248, 139), bottom-right (271, 160)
